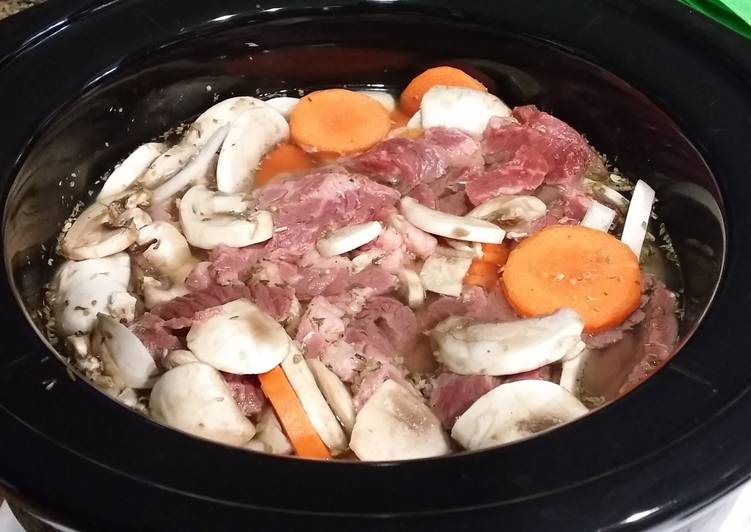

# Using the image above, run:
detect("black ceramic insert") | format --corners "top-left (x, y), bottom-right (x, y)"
top-left (0, 1), bottom-right (749, 531)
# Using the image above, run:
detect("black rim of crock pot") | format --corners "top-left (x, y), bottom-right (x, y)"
top-left (1, 1), bottom-right (750, 530)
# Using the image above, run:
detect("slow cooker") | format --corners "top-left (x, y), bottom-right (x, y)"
top-left (0, 1), bottom-right (749, 530)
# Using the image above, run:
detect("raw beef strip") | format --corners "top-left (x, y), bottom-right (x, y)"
top-left (222, 373), bottom-right (265, 417)
top-left (418, 285), bottom-right (517, 330)
top-left (619, 281), bottom-right (679, 393)
top-left (151, 285), bottom-right (251, 320)
top-left (465, 145), bottom-right (549, 205)
top-left (130, 313), bottom-right (181, 362)
top-left (346, 127), bottom-right (483, 193)
top-left (248, 282), bottom-right (297, 322)
top-left (255, 168), bottom-right (400, 260)
top-left (430, 373), bottom-right (501, 429)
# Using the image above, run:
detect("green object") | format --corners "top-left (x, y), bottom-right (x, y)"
top-left (680, 0), bottom-right (751, 39)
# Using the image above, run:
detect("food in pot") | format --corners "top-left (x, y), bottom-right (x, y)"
top-left (46, 66), bottom-right (680, 460)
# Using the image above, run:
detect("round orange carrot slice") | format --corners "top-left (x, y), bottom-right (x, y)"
top-left (399, 66), bottom-right (487, 117)
top-left (502, 225), bottom-right (642, 333)
top-left (256, 143), bottom-right (313, 186)
top-left (290, 89), bottom-right (391, 155)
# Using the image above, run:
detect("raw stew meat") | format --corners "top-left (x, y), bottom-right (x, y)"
top-left (48, 66), bottom-right (680, 460)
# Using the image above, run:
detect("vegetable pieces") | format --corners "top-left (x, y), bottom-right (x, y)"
top-left (502, 225), bottom-right (641, 333)
top-left (399, 66), bottom-right (487, 116)
top-left (464, 243), bottom-right (509, 291)
top-left (258, 366), bottom-right (331, 459)
top-left (256, 143), bottom-right (313, 186)
top-left (290, 89), bottom-right (391, 155)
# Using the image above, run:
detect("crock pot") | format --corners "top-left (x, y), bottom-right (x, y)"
top-left (1, 1), bottom-right (749, 530)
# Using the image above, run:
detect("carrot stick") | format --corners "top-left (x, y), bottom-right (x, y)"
top-left (258, 366), bottom-right (331, 459)
top-left (502, 225), bottom-right (641, 333)
top-left (290, 89), bottom-right (391, 155)
top-left (399, 66), bottom-right (487, 117)
top-left (255, 143), bottom-right (313, 186)
top-left (464, 243), bottom-right (509, 291)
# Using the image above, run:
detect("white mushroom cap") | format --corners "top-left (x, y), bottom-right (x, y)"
top-left (406, 111), bottom-right (422, 129)
top-left (178, 185), bottom-right (273, 249)
top-left (400, 196), bottom-right (505, 244)
top-left (97, 142), bottom-right (167, 202)
top-left (216, 106), bottom-right (289, 194)
top-left (451, 380), bottom-right (588, 450)
top-left (137, 221), bottom-right (194, 277)
top-left (151, 124), bottom-right (230, 204)
top-left (431, 308), bottom-right (584, 376)
top-left (92, 313), bottom-right (158, 389)
top-left (264, 97), bottom-right (299, 119)
top-left (61, 203), bottom-right (138, 260)
top-left (420, 85), bottom-right (511, 136)
top-left (143, 144), bottom-right (198, 189)
top-left (149, 362), bottom-right (256, 446)
top-left (162, 349), bottom-right (200, 370)
top-left (307, 359), bottom-right (356, 434)
top-left (53, 253), bottom-right (131, 336)
top-left (316, 221), bottom-right (382, 258)
top-left (356, 90), bottom-right (396, 113)
top-left (350, 380), bottom-right (451, 461)
top-left (141, 277), bottom-right (190, 310)
top-left (187, 299), bottom-right (291, 375)
top-left (419, 246), bottom-right (474, 297)
top-left (184, 96), bottom-right (269, 147)
top-left (467, 195), bottom-right (547, 238)
top-left (248, 408), bottom-right (293, 455)
top-left (280, 346), bottom-right (348, 454)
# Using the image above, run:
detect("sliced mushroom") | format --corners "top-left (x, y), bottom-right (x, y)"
top-left (143, 144), bottom-right (198, 189)
top-left (184, 96), bottom-right (268, 147)
top-left (92, 314), bottom-right (158, 389)
top-left (248, 408), bottom-right (293, 455)
top-left (115, 207), bottom-right (152, 230)
top-left (431, 308), bottom-right (584, 376)
top-left (357, 90), bottom-right (396, 112)
top-left (53, 253), bottom-right (131, 336)
top-left (316, 221), bottom-right (382, 258)
top-left (61, 203), bottom-right (138, 260)
top-left (137, 221), bottom-right (195, 278)
top-left (149, 362), bottom-right (256, 446)
top-left (581, 200), bottom-right (616, 232)
top-left (350, 380), bottom-right (451, 461)
top-left (281, 346), bottom-right (348, 454)
top-left (400, 197), bottom-right (505, 244)
top-left (397, 268), bottom-right (425, 308)
top-left (151, 124), bottom-right (231, 204)
top-left (179, 185), bottom-right (273, 249)
top-left (265, 96), bottom-right (299, 119)
top-left (621, 179), bottom-right (655, 258)
top-left (216, 106), bottom-right (289, 193)
top-left (451, 380), bottom-right (588, 450)
top-left (467, 195), bottom-right (547, 238)
top-left (141, 276), bottom-right (190, 310)
top-left (419, 246), bottom-right (474, 297)
top-left (559, 348), bottom-right (593, 395)
top-left (307, 359), bottom-right (356, 434)
top-left (582, 177), bottom-right (630, 211)
top-left (187, 299), bottom-right (291, 375)
top-left (406, 111), bottom-right (422, 129)
top-left (163, 349), bottom-right (200, 370)
top-left (97, 142), bottom-right (167, 202)
top-left (420, 85), bottom-right (511, 136)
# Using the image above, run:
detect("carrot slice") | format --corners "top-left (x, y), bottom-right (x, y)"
top-left (256, 143), bottom-right (314, 186)
top-left (389, 108), bottom-right (410, 129)
top-left (290, 89), bottom-right (390, 155)
top-left (258, 366), bottom-right (331, 459)
top-left (464, 243), bottom-right (509, 291)
top-left (502, 225), bottom-right (642, 333)
top-left (399, 66), bottom-right (487, 117)
top-left (480, 243), bottom-right (510, 266)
